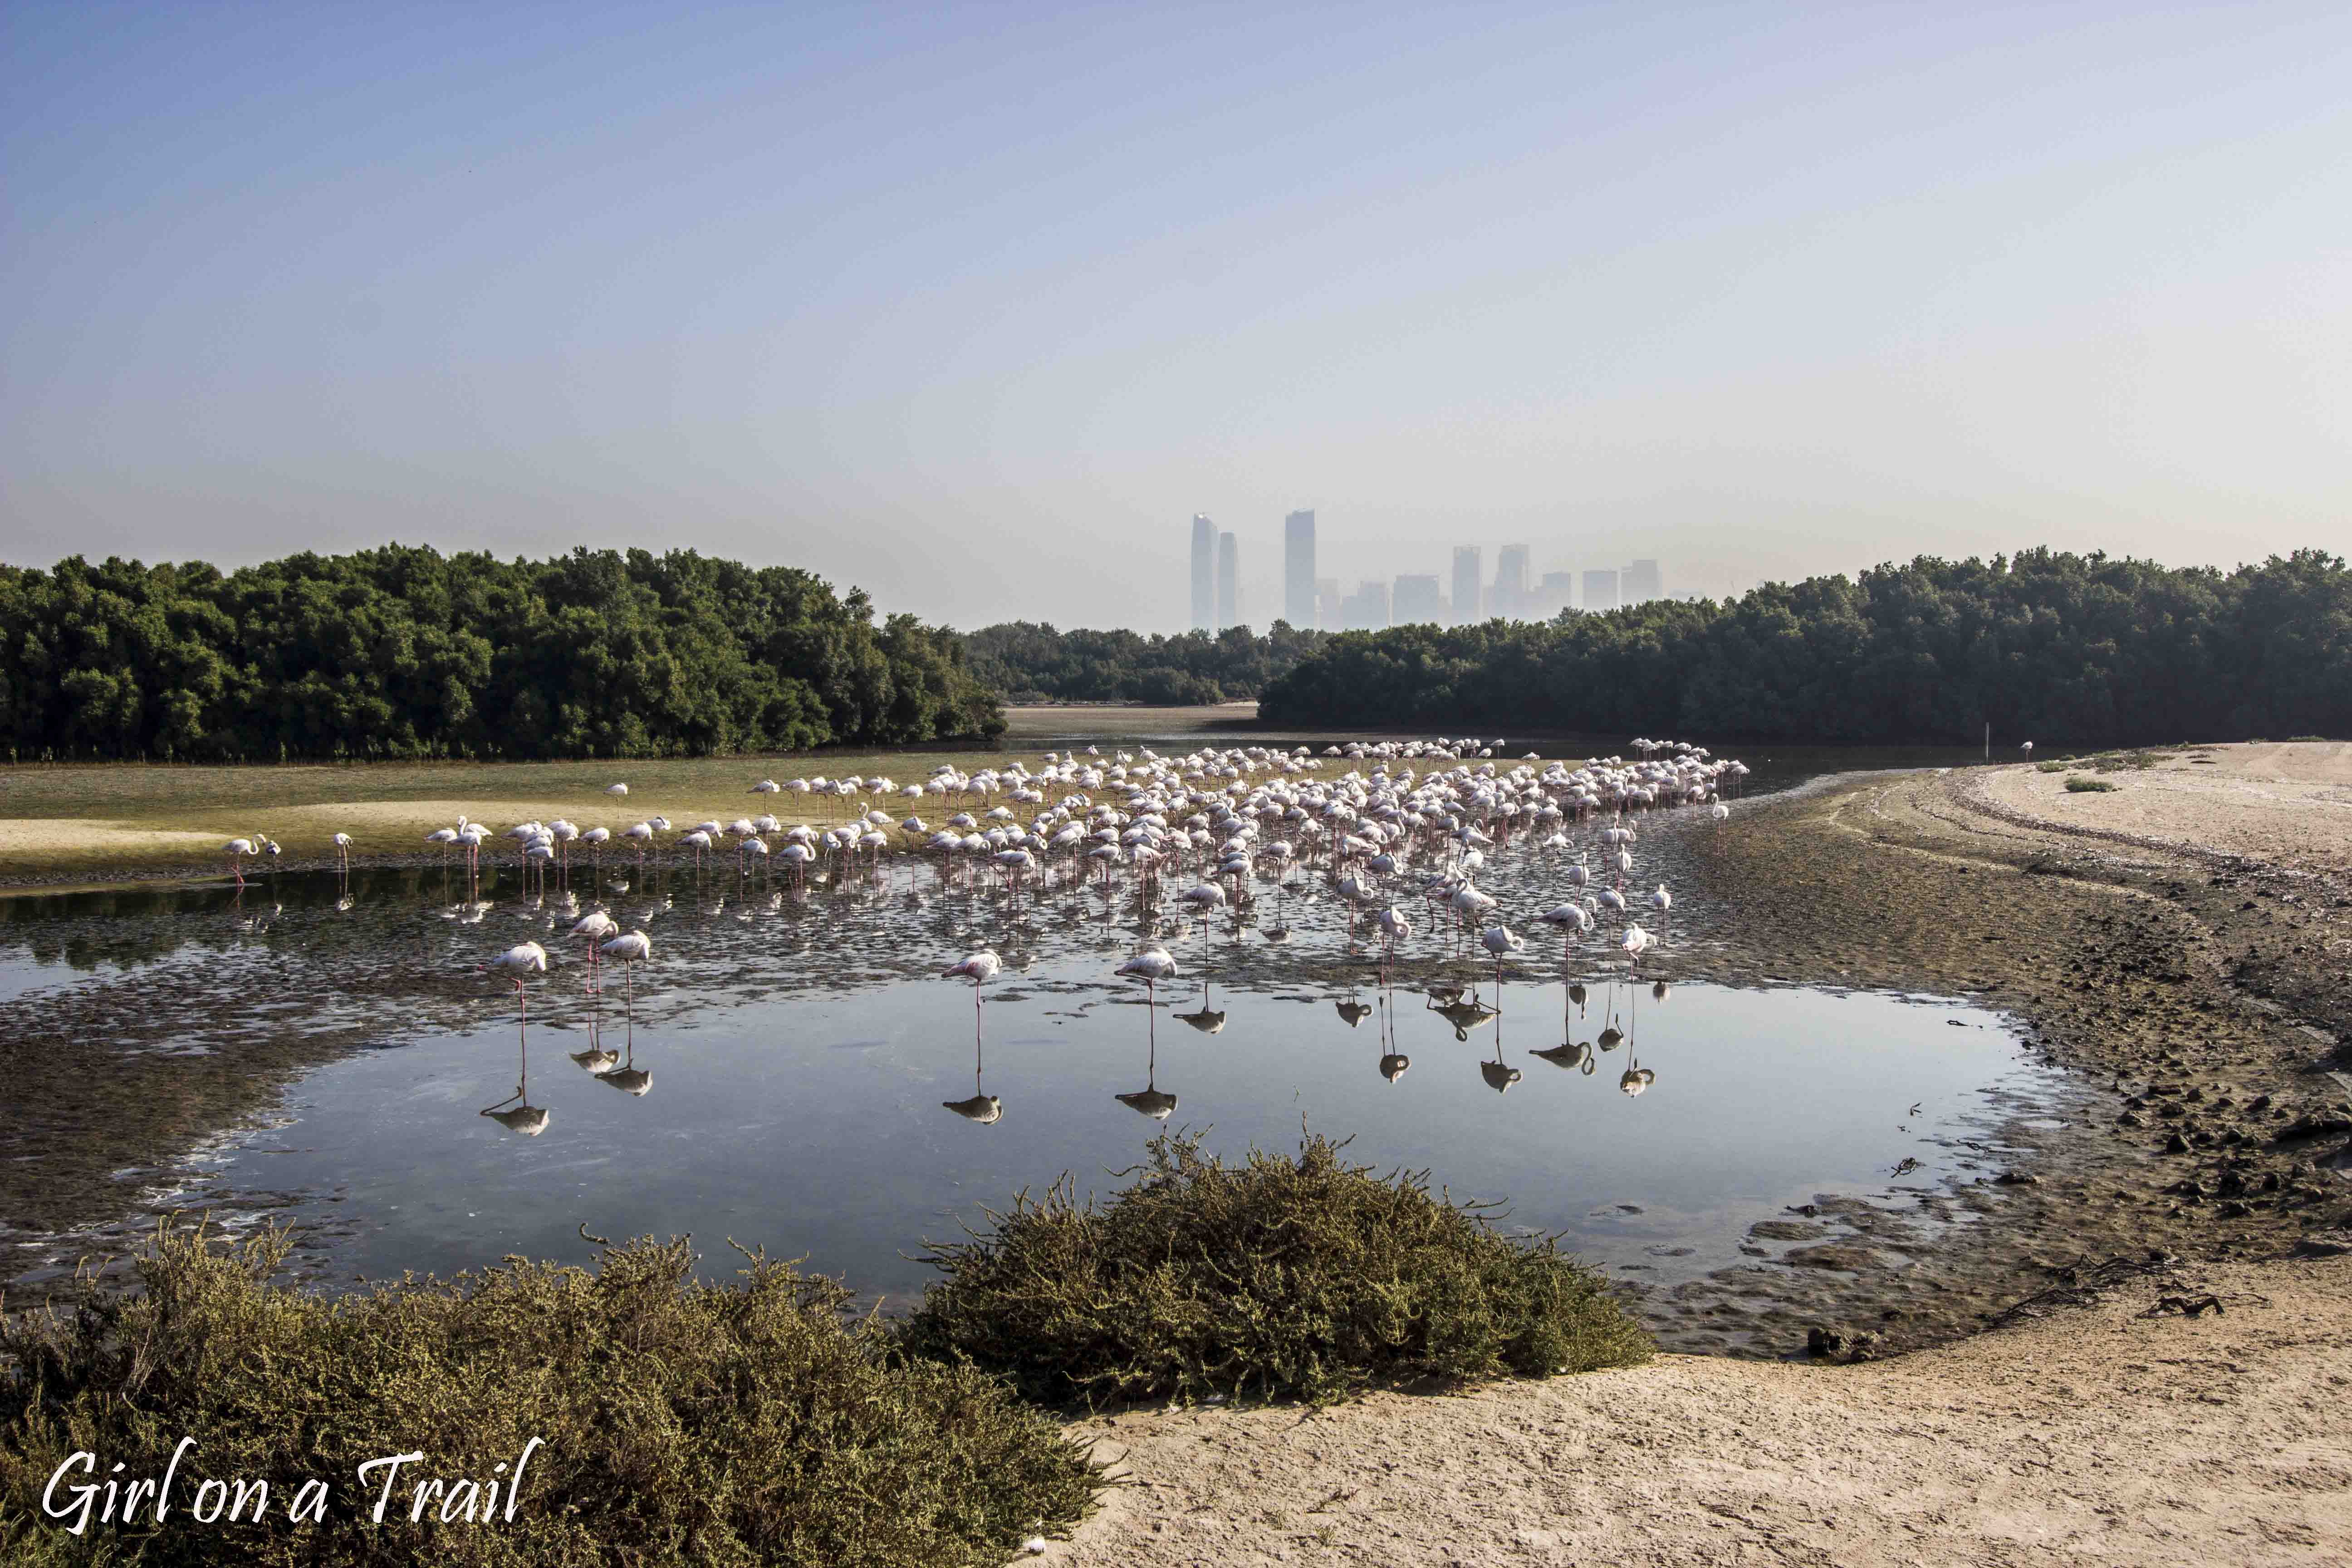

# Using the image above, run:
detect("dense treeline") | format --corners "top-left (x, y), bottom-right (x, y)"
top-left (962, 620), bottom-right (1327, 704)
top-left (1260, 549), bottom-right (2352, 746)
top-left (0, 547), bottom-right (1002, 761)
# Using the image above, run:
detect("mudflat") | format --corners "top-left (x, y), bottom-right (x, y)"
top-left (1047, 743), bottom-right (2352, 1566)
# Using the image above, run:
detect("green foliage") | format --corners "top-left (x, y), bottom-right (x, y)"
top-left (900, 1132), bottom-right (1652, 1408)
top-left (2064, 776), bottom-right (2119, 792)
top-left (2034, 758), bottom-right (2074, 772)
top-left (0, 1222), bottom-right (1094, 1568)
top-left (961, 621), bottom-right (1325, 705)
top-left (1259, 549), bottom-right (2352, 747)
top-left (0, 548), bottom-right (1002, 761)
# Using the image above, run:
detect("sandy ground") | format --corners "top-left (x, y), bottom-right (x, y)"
top-left (1043, 745), bottom-right (2352, 1567)
top-left (1050, 1254), bottom-right (2350, 1567)
top-left (1979, 743), bottom-right (2352, 878)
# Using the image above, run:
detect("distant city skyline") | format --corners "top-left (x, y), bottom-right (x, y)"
top-left (1178, 513), bottom-right (1674, 631)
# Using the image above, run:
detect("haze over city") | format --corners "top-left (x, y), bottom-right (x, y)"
top-left (5, 3), bottom-right (2348, 632)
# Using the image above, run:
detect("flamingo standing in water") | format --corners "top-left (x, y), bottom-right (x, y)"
top-left (224, 838), bottom-right (256, 887)
top-left (332, 832), bottom-right (353, 873)
top-left (1115, 945), bottom-right (1179, 1007)
top-left (570, 910), bottom-right (618, 989)
top-left (601, 929), bottom-right (652, 1011)
top-left (482, 941), bottom-right (551, 1135)
top-left (943, 948), bottom-right (1002, 1027)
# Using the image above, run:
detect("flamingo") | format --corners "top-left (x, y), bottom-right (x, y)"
top-left (569, 910), bottom-right (618, 988)
top-left (1481, 923), bottom-right (1524, 996)
top-left (943, 948), bottom-right (1002, 1027)
top-left (332, 832), bottom-right (353, 872)
top-left (1115, 945), bottom-right (1179, 1007)
top-left (600, 929), bottom-right (652, 1010)
top-left (224, 838), bottom-right (255, 887)
top-left (607, 782), bottom-right (630, 798)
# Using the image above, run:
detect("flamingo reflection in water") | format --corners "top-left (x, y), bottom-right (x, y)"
top-left (943, 960), bottom-right (1004, 1124)
top-left (481, 941), bottom-right (551, 1135)
top-left (1375, 976), bottom-right (1410, 1083)
top-left (1115, 954), bottom-right (1179, 1119)
top-left (1174, 979), bottom-right (1225, 1035)
top-left (1529, 971), bottom-right (1597, 1074)
top-left (1479, 1005), bottom-right (1521, 1095)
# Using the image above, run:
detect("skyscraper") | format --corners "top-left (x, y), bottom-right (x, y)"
top-left (1316, 577), bottom-right (1341, 630)
top-left (1189, 515), bottom-right (1215, 631)
top-left (1216, 530), bottom-right (1239, 630)
top-left (1623, 559), bottom-right (1662, 604)
top-left (1493, 544), bottom-right (1529, 620)
top-left (1283, 511), bottom-right (1316, 629)
top-left (1450, 547), bottom-right (1482, 625)
top-left (1340, 580), bottom-right (1390, 630)
top-left (1392, 574), bottom-right (1444, 624)
top-left (1583, 569), bottom-right (1620, 612)
top-left (1534, 571), bottom-right (1575, 619)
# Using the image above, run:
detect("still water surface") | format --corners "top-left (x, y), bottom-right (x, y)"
top-left (1, 746), bottom-right (2057, 1308)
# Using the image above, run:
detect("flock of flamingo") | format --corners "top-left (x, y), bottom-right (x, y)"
top-left (259, 734), bottom-right (1745, 1137)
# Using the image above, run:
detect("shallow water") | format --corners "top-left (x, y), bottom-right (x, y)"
top-left (1, 750), bottom-right (2067, 1318)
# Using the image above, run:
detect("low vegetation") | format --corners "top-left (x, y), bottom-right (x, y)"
top-left (0, 1224), bottom-right (1096, 1568)
top-left (902, 1132), bottom-right (1653, 1407)
top-left (2065, 776), bottom-right (2119, 792)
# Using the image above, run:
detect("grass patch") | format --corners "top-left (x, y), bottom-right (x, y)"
top-left (2064, 775), bottom-right (2119, 792)
top-left (2034, 758), bottom-right (2074, 773)
top-left (901, 1132), bottom-right (1653, 1408)
top-left (2286, 735), bottom-right (2329, 743)
top-left (0, 1222), bottom-right (1097, 1567)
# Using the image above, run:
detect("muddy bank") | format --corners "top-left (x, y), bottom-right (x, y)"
top-left (1642, 758), bottom-right (2350, 1357)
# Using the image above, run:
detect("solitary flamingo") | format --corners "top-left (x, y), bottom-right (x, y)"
top-left (1114, 945), bottom-right (1178, 1007)
top-left (332, 832), bottom-right (353, 872)
top-left (942, 948), bottom-right (1003, 1027)
top-left (601, 929), bottom-right (653, 1010)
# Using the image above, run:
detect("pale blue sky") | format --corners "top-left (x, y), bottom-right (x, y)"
top-left (5, 2), bottom-right (2347, 630)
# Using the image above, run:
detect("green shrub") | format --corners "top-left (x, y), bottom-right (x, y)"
top-left (0, 1222), bottom-right (1096, 1567)
top-left (2034, 758), bottom-right (2073, 772)
top-left (2065, 775), bottom-right (2119, 792)
top-left (901, 1132), bottom-right (1652, 1408)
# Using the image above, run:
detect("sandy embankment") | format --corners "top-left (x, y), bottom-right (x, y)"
top-left (1048, 744), bottom-right (2352, 1567)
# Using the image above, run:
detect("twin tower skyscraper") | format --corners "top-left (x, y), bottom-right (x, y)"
top-left (1190, 511), bottom-right (1316, 633)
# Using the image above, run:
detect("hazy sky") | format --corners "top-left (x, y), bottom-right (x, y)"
top-left (5, 3), bottom-right (2347, 632)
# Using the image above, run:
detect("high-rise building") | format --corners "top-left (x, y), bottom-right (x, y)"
top-left (1215, 531), bottom-right (1239, 630)
top-left (1392, 574), bottom-right (1444, 624)
top-left (1315, 577), bottom-right (1341, 631)
top-left (1340, 579), bottom-right (1391, 630)
top-left (1189, 515), bottom-right (1215, 631)
top-left (1492, 544), bottom-right (1529, 620)
top-left (1283, 511), bottom-right (1316, 629)
top-left (1534, 571), bottom-right (1575, 620)
top-left (1623, 559), bottom-right (1662, 605)
top-left (1583, 569), bottom-right (1620, 613)
top-left (1450, 547), bottom-right (1482, 625)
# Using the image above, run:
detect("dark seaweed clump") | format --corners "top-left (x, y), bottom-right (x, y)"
top-left (902, 1132), bottom-right (1654, 1407)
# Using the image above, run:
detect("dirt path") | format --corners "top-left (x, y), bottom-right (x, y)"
top-left (1045, 745), bottom-right (2352, 1565)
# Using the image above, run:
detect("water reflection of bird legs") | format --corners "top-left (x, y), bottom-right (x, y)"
top-left (1116, 997), bottom-right (1178, 1119)
top-left (944, 986), bottom-right (1003, 1123)
top-left (1376, 973), bottom-right (1409, 1083)
top-left (481, 981), bottom-right (550, 1135)
top-left (1479, 1003), bottom-right (1520, 1094)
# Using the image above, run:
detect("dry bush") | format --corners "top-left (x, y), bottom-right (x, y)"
top-left (901, 1132), bottom-right (1652, 1407)
top-left (0, 1221), bottom-right (1095, 1567)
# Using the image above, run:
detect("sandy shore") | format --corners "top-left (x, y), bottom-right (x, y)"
top-left (1046, 744), bottom-right (2352, 1566)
